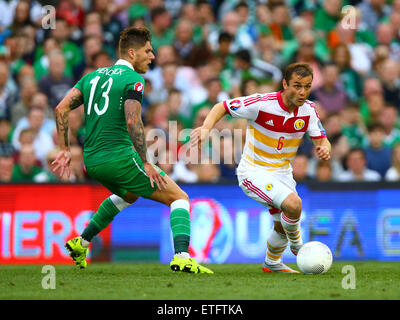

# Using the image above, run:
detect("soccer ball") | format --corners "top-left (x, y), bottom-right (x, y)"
top-left (296, 241), bottom-right (333, 274)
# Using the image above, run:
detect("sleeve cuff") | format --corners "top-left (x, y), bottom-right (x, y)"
top-left (223, 100), bottom-right (232, 116)
top-left (310, 135), bottom-right (327, 140)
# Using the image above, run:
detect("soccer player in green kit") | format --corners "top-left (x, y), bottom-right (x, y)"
top-left (51, 27), bottom-right (213, 274)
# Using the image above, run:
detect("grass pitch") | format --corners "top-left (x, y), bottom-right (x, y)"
top-left (0, 262), bottom-right (399, 300)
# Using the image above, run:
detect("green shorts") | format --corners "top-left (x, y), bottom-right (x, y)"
top-left (85, 152), bottom-right (165, 199)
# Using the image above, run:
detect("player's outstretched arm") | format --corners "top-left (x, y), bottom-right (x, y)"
top-left (190, 102), bottom-right (227, 149)
top-left (312, 137), bottom-right (331, 161)
top-left (124, 98), bottom-right (167, 189)
top-left (51, 87), bottom-right (83, 178)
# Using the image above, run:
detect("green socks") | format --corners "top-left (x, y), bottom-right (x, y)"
top-left (170, 199), bottom-right (191, 254)
top-left (81, 195), bottom-right (130, 242)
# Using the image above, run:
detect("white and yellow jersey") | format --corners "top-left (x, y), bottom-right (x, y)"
top-left (223, 91), bottom-right (326, 173)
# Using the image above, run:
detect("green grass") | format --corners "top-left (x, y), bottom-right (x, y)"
top-left (0, 262), bottom-right (399, 300)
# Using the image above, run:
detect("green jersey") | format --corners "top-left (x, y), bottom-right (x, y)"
top-left (74, 59), bottom-right (145, 166)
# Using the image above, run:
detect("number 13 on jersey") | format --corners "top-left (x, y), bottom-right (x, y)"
top-left (87, 76), bottom-right (114, 116)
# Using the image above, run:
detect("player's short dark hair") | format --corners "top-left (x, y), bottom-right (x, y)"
top-left (284, 62), bottom-right (313, 84)
top-left (119, 26), bottom-right (152, 56)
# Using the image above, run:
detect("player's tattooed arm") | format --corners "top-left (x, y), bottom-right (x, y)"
top-left (124, 99), bottom-right (147, 163)
top-left (55, 87), bottom-right (83, 151)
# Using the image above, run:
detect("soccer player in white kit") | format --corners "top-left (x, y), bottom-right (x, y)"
top-left (191, 63), bottom-right (331, 273)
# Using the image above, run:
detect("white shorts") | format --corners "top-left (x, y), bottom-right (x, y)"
top-left (237, 161), bottom-right (297, 222)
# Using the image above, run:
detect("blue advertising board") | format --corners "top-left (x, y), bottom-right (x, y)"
top-left (110, 184), bottom-right (400, 263)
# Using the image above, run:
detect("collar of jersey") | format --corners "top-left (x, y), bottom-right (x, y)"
top-left (115, 59), bottom-right (135, 71)
top-left (277, 90), bottom-right (299, 117)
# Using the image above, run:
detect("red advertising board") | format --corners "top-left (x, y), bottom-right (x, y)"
top-left (0, 184), bottom-right (111, 264)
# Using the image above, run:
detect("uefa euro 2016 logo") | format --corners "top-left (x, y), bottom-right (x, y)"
top-left (189, 199), bottom-right (234, 263)
top-left (229, 100), bottom-right (241, 111)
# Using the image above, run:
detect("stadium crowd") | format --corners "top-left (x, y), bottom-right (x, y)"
top-left (0, 0), bottom-right (400, 184)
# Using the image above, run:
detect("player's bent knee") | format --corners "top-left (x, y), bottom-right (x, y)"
top-left (110, 194), bottom-right (133, 210)
top-left (168, 190), bottom-right (189, 206)
top-left (122, 192), bottom-right (139, 204)
top-left (281, 193), bottom-right (302, 219)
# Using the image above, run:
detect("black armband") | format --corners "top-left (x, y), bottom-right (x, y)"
top-left (125, 90), bottom-right (143, 102)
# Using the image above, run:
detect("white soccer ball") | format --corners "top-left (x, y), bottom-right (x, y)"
top-left (296, 241), bottom-right (333, 274)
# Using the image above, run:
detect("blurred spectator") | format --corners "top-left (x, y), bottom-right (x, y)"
top-left (357, 0), bottom-right (391, 32)
top-left (310, 63), bottom-right (348, 113)
top-left (73, 34), bottom-right (104, 80)
top-left (11, 144), bottom-right (46, 182)
top-left (0, 60), bottom-right (15, 120)
top-left (388, 11), bottom-right (400, 61)
top-left (315, 160), bottom-right (333, 182)
top-left (224, 49), bottom-right (281, 95)
top-left (359, 77), bottom-right (385, 126)
top-left (188, 152), bottom-right (221, 183)
top-left (14, 92), bottom-right (55, 136)
top-left (208, 10), bottom-right (254, 53)
top-left (189, 77), bottom-right (228, 128)
top-left (148, 6), bottom-right (174, 52)
top-left (35, 18), bottom-right (83, 75)
top-left (377, 59), bottom-right (400, 107)
top-left (166, 88), bottom-right (190, 129)
top-left (268, 3), bottom-right (293, 50)
top-left (9, 0), bottom-right (35, 35)
top-left (12, 107), bottom-right (54, 164)
top-left (240, 78), bottom-right (259, 96)
top-left (69, 144), bottom-right (86, 181)
top-left (17, 64), bottom-right (35, 85)
top-left (385, 143), bottom-right (400, 181)
top-left (0, 116), bottom-right (14, 157)
top-left (292, 154), bottom-right (312, 182)
top-left (92, 0), bottom-right (123, 48)
top-left (379, 105), bottom-right (400, 148)
top-left (341, 102), bottom-right (367, 149)
top-left (364, 123), bottom-right (392, 177)
top-left (0, 149), bottom-right (14, 182)
top-left (145, 45), bottom-right (177, 93)
top-left (286, 30), bottom-right (324, 89)
top-left (57, 0), bottom-right (85, 28)
top-left (187, 62), bottom-right (222, 107)
top-left (330, 12), bottom-right (375, 75)
top-left (217, 135), bottom-right (237, 181)
top-left (376, 23), bottom-right (398, 58)
top-left (173, 19), bottom-right (209, 67)
top-left (38, 50), bottom-right (74, 109)
top-left (68, 108), bottom-right (85, 147)
top-left (10, 76), bottom-right (38, 127)
top-left (327, 133), bottom-right (348, 177)
top-left (255, 33), bottom-right (284, 70)
top-left (0, 0), bottom-right (14, 30)
top-left (337, 148), bottom-right (381, 182)
top-left (214, 32), bottom-right (234, 72)
top-left (331, 43), bottom-right (362, 102)
top-left (33, 37), bottom-right (63, 81)
top-left (146, 102), bottom-right (169, 132)
top-left (314, 0), bottom-right (342, 36)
